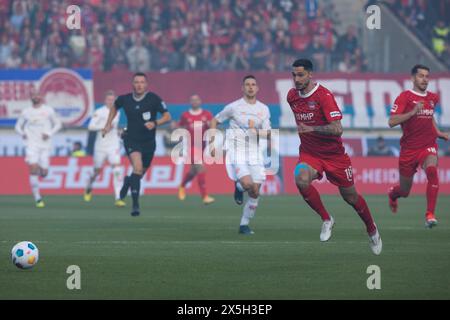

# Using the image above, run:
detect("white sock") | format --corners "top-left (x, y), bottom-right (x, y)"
top-left (112, 166), bottom-right (123, 200)
top-left (29, 175), bottom-right (41, 201)
top-left (236, 181), bottom-right (245, 192)
top-left (240, 197), bottom-right (259, 226)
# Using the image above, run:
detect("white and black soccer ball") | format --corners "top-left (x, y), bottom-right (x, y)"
top-left (11, 241), bottom-right (39, 269)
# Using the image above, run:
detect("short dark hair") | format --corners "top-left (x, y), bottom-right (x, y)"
top-left (292, 59), bottom-right (313, 71)
top-left (133, 72), bottom-right (148, 79)
top-left (243, 75), bottom-right (256, 83)
top-left (411, 64), bottom-right (430, 75)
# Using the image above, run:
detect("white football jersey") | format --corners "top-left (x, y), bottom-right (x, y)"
top-left (15, 104), bottom-right (62, 148)
top-left (215, 98), bottom-right (271, 163)
top-left (88, 105), bottom-right (120, 151)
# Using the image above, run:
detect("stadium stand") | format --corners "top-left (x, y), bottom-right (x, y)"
top-left (1, 0), bottom-right (369, 72)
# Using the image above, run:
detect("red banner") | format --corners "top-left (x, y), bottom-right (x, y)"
top-left (282, 157), bottom-right (450, 195)
top-left (1, 156), bottom-right (449, 195)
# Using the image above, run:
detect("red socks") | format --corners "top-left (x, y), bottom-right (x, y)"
top-left (197, 172), bottom-right (207, 198)
top-left (299, 185), bottom-right (331, 221)
top-left (389, 185), bottom-right (409, 200)
top-left (351, 195), bottom-right (377, 235)
top-left (425, 166), bottom-right (439, 214)
top-left (181, 171), bottom-right (196, 187)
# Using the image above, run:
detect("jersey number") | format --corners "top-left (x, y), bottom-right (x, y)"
top-left (427, 147), bottom-right (437, 154)
top-left (345, 166), bottom-right (353, 182)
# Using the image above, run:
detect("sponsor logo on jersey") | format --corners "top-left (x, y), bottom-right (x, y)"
top-left (142, 112), bottom-right (151, 120)
top-left (330, 111), bottom-right (341, 118)
top-left (417, 109), bottom-right (434, 116)
top-left (308, 101), bottom-right (316, 110)
top-left (296, 112), bottom-right (314, 121)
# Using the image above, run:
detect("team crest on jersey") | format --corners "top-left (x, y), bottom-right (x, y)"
top-left (308, 101), bottom-right (316, 110)
top-left (430, 101), bottom-right (434, 108)
top-left (142, 112), bottom-right (151, 120)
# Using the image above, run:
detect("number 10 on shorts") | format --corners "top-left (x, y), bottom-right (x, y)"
top-left (345, 166), bottom-right (353, 182)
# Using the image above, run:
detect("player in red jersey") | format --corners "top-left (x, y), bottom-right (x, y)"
top-left (177, 94), bottom-right (215, 205)
top-left (388, 64), bottom-right (449, 228)
top-left (287, 59), bottom-right (382, 255)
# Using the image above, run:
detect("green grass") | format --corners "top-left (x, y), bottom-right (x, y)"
top-left (0, 194), bottom-right (449, 299)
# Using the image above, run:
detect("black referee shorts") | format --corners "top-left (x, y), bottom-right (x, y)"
top-left (123, 136), bottom-right (156, 168)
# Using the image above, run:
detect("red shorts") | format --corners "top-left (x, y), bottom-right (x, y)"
top-left (298, 152), bottom-right (354, 188)
top-left (399, 144), bottom-right (438, 177)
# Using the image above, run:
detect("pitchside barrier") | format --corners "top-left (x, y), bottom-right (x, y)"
top-left (1, 156), bottom-right (449, 195)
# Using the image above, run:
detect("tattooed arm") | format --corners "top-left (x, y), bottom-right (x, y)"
top-left (298, 120), bottom-right (343, 137)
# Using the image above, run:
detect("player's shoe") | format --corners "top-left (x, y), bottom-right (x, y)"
top-left (234, 182), bottom-right (244, 205)
top-left (84, 190), bottom-right (92, 202)
top-left (425, 211), bottom-right (438, 228)
top-left (35, 199), bottom-right (45, 208)
top-left (388, 187), bottom-right (398, 213)
top-left (320, 216), bottom-right (334, 242)
top-left (239, 225), bottom-right (254, 235)
top-left (130, 206), bottom-right (140, 217)
top-left (369, 228), bottom-right (382, 255)
top-left (119, 176), bottom-right (130, 200)
top-left (115, 199), bottom-right (126, 207)
top-left (202, 195), bottom-right (215, 205)
top-left (178, 186), bottom-right (186, 201)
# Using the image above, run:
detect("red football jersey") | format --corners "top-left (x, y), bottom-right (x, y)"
top-left (287, 83), bottom-right (345, 157)
top-left (391, 90), bottom-right (439, 150)
top-left (179, 109), bottom-right (213, 146)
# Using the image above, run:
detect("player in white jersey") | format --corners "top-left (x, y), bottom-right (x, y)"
top-left (15, 91), bottom-right (62, 208)
top-left (210, 75), bottom-right (271, 235)
top-left (84, 90), bottom-right (125, 207)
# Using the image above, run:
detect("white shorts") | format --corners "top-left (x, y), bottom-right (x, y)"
top-left (93, 148), bottom-right (121, 168)
top-left (226, 163), bottom-right (266, 184)
top-left (25, 145), bottom-right (50, 169)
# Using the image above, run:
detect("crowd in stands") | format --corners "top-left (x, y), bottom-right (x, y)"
top-left (0, 0), bottom-right (368, 72)
top-left (383, 0), bottom-right (450, 68)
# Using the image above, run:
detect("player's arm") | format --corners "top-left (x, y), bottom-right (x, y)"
top-left (388, 100), bottom-right (423, 128)
top-left (102, 104), bottom-right (118, 137)
top-left (300, 91), bottom-right (343, 136)
top-left (15, 113), bottom-right (27, 139)
top-left (87, 110), bottom-right (104, 131)
top-left (433, 118), bottom-right (449, 141)
top-left (46, 109), bottom-right (62, 139)
top-left (155, 111), bottom-right (172, 126)
top-left (298, 120), bottom-right (343, 137)
top-left (144, 99), bottom-right (172, 130)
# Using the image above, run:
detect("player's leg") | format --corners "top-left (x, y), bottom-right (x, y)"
top-left (196, 164), bottom-right (214, 204)
top-left (85, 149), bottom-right (105, 201)
top-left (128, 151), bottom-right (144, 216)
top-left (28, 163), bottom-right (43, 207)
top-left (178, 164), bottom-right (197, 200)
top-left (25, 146), bottom-right (42, 206)
top-left (108, 149), bottom-right (125, 206)
top-left (237, 174), bottom-right (259, 235)
top-left (422, 154), bottom-right (439, 227)
top-left (338, 185), bottom-right (382, 255)
top-left (389, 149), bottom-right (417, 213)
top-left (294, 162), bottom-right (332, 221)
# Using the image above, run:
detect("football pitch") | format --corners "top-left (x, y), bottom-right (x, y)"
top-left (0, 194), bottom-right (449, 300)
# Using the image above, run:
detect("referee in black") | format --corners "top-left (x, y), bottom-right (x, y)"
top-left (102, 72), bottom-right (171, 216)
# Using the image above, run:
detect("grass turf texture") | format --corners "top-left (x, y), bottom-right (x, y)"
top-left (0, 194), bottom-right (449, 299)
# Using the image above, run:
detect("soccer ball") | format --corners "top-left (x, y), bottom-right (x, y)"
top-left (11, 241), bottom-right (39, 269)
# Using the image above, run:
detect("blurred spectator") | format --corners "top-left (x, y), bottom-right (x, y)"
top-left (367, 136), bottom-right (395, 157)
top-left (0, 0), bottom-right (362, 72)
top-left (71, 141), bottom-right (86, 158)
top-left (431, 20), bottom-right (449, 57)
top-left (126, 37), bottom-right (150, 72)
